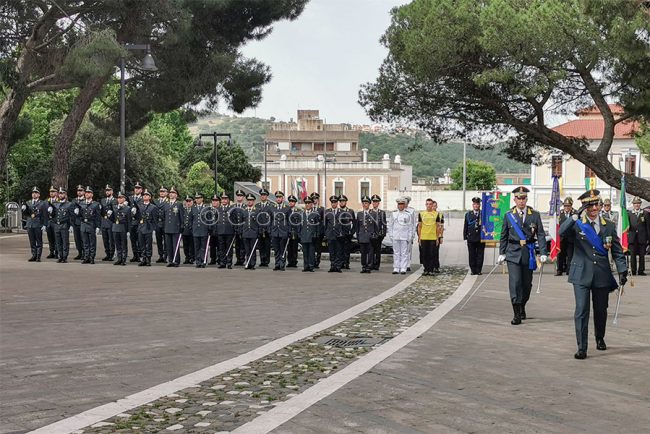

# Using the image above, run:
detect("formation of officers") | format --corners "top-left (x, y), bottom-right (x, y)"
top-left (22, 184), bottom-right (396, 274)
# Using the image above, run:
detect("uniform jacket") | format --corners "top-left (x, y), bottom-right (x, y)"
top-left (134, 202), bottom-right (158, 235)
top-left (23, 199), bottom-right (48, 228)
top-left (128, 195), bottom-right (143, 227)
top-left (288, 207), bottom-right (302, 239)
top-left (499, 206), bottom-right (548, 262)
top-left (254, 201), bottom-right (273, 235)
top-left (163, 200), bottom-right (184, 234)
top-left (188, 204), bottom-right (209, 237)
top-left (369, 208), bottom-right (386, 239)
top-left (271, 203), bottom-right (291, 237)
top-left (356, 210), bottom-right (378, 243)
top-left (47, 197), bottom-right (58, 228)
top-left (389, 209), bottom-right (416, 241)
top-left (337, 207), bottom-right (356, 237)
top-left (560, 215), bottom-right (626, 290)
top-left (241, 206), bottom-right (260, 239)
top-left (324, 208), bottom-right (342, 240)
top-left (100, 197), bottom-right (116, 229)
top-left (72, 196), bottom-right (84, 226)
top-left (463, 210), bottom-right (482, 243)
top-left (111, 204), bottom-right (131, 233)
top-left (155, 198), bottom-right (168, 229)
top-left (299, 209), bottom-right (321, 243)
top-left (216, 205), bottom-right (236, 235)
top-left (600, 210), bottom-right (618, 225)
top-left (628, 208), bottom-right (649, 244)
top-left (182, 206), bottom-right (193, 236)
top-left (51, 200), bottom-right (74, 230)
top-left (558, 209), bottom-right (577, 244)
top-left (78, 200), bottom-right (101, 233)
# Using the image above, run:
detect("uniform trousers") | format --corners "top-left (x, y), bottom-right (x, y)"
top-left (54, 227), bottom-right (70, 259)
top-left (573, 284), bottom-right (609, 352)
top-left (114, 232), bottom-right (128, 261)
top-left (370, 237), bottom-right (383, 269)
top-left (243, 238), bottom-right (257, 268)
top-left (234, 233), bottom-right (245, 265)
top-left (392, 240), bottom-right (411, 272)
top-left (359, 242), bottom-right (373, 270)
top-left (101, 227), bottom-right (114, 258)
top-left (156, 229), bottom-right (166, 259)
top-left (27, 227), bottom-right (43, 257)
top-left (138, 232), bottom-right (153, 259)
top-left (81, 230), bottom-right (97, 260)
top-left (328, 238), bottom-right (343, 270)
top-left (73, 224), bottom-right (83, 257)
top-left (218, 234), bottom-right (235, 266)
top-left (46, 224), bottom-right (57, 256)
top-left (182, 234), bottom-right (194, 263)
top-left (287, 236), bottom-right (299, 267)
top-left (258, 233), bottom-right (271, 265)
top-left (272, 236), bottom-right (289, 268)
top-left (467, 241), bottom-right (485, 274)
top-left (507, 260), bottom-right (534, 306)
top-left (129, 225), bottom-right (140, 259)
top-left (630, 240), bottom-right (646, 274)
top-left (557, 239), bottom-right (574, 274)
top-left (165, 233), bottom-right (181, 264)
top-left (194, 235), bottom-right (208, 265)
top-left (302, 241), bottom-right (315, 270)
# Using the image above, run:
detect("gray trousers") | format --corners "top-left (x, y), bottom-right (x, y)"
top-left (573, 284), bottom-right (609, 352)
top-left (507, 261), bottom-right (534, 305)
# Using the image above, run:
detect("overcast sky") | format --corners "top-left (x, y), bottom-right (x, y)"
top-left (229, 0), bottom-right (408, 125)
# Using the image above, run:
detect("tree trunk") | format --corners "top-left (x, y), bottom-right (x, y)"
top-left (0, 88), bottom-right (30, 178)
top-left (52, 75), bottom-right (109, 189)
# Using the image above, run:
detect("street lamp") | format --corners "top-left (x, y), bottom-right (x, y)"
top-left (252, 141), bottom-right (268, 190)
top-left (197, 133), bottom-right (232, 195)
top-left (462, 141), bottom-right (467, 212)
top-left (119, 43), bottom-right (157, 193)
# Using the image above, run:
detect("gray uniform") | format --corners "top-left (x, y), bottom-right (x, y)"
top-left (111, 204), bottom-right (131, 263)
top-left (134, 202), bottom-right (158, 263)
top-left (100, 196), bottom-right (116, 259)
top-left (163, 200), bottom-right (184, 265)
top-left (51, 200), bottom-right (74, 261)
top-left (356, 210), bottom-right (379, 272)
top-left (271, 203), bottom-right (291, 269)
top-left (299, 209), bottom-right (321, 271)
top-left (78, 200), bottom-right (101, 262)
top-left (23, 199), bottom-right (49, 260)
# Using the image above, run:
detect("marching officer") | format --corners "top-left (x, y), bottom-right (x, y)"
top-left (111, 191), bottom-right (131, 265)
top-left (216, 191), bottom-right (236, 269)
top-left (271, 191), bottom-right (290, 271)
top-left (128, 182), bottom-right (144, 262)
top-left (299, 196), bottom-right (321, 272)
top-left (311, 192), bottom-right (325, 268)
top-left (100, 184), bottom-right (116, 261)
top-left (287, 195), bottom-right (301, 268)
top-left (22, 186), bottom-right (49, 262)
top-left (163, 187), bottom-right (184, 267)
top-left (559, 189), bottom-right (627, 360)
top-left (255, 188), bottom-right (273, 267)
top-left (182, 195), bottom-right (195, 264)
top-left (133, 189), bottom-right (158, 266)
top-left (356, 196), bottom-right (378, 273)
top-left (324, 195), bottom-right (343, 272)
top-left (72, 184), bottom-right (85, 260)
top-left (155, 186), bottom-right (169, 263)
top-left (78, 186), bottom-right (101, 264)
top-left (233, 189), bottom-right (247, 266)
top-left (46, 185), bottom-right (58, 259)
top-left (189, 192), bottom-right (209, 268)
top-left (628, 196), bottom-right (649, 276)
top-left (208, 194), bottom-right (221, 265)
top-left (498, 186), bottom-right (548, 325)
top-left (369, 194), bottom-right (386, 270)
top-left (463, 197), bottom-right (484, 275)
top-left (51, 187), bottom-right (74, 262)
top-left (242, 193), bottom-right (260, 270)
top-left (337, 195), bottom-right (355, 269)
top-left (556, 197), bottom-right (576, 276)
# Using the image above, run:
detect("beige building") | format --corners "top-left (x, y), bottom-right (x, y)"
top-left (255, 110), bottom-right (412, 210)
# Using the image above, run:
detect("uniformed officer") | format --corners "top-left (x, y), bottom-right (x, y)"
top-left (242, 193), bottom-right (260, 270)
top-left (498, 186), bottom-right (548, 325)
top-left (559, 189), bottom-right (627, 359)
top-left (111, 191), bottom-right (131, 265)
top-left (46, 185), bottom-right (58, 259)
top-left (155, 186), bottom-right (169, 263)
top-left (78, 186), bottom-right (101, 264)
top-left (369, 194), bottom-right (386, 270)
top-left (389, 197), bottom-right (415, 274)
top-left (208, 194), bottom-right (221, 265)
top-left (182, 195), bottom-right (195, 264)
top-left (163, 187), bottom-right (184, 267)
top-left (128, 182), bottom-right (144, 262)
top-left (189, 192), bottom-right (209, 268)
top-left (100, 184), bottom-right (116, 261)
top-left (324, 195), bottom-right (343, 272)
top-left (299, 196), bottom-right (321, 272)
top-left (311, 192), bottom-right (325, 268)
top-left (22, 186), bottom-right (49, 262)
top-left (51, 187), bottom-right (74, 262)
top-left (216, 191), bottom-right (235, 268)
top-left (255, 188), bottom-right (273, 267)
top-left (463, 197), bottom-right (484, 275)
top-left (356, 196), bottom-right (378, 273)
top-left (628, 196), bottom-right (648, 276)
top-left (337, 195), bottom-right (355, 269)
top-left (233, 189), bottom-right (247, 266)
top-left (72, 184), bottom-right (85, 260)
top-left (271, 191), bottom-right (290, 271)
top-left (133, 189), bottom-right (158, 266)
top-left (600, 198), bottom-right (618, 224)
top-left (556, 197), bottom-right (576, 276)
top-left (286, 195), bottom-right (301, 268)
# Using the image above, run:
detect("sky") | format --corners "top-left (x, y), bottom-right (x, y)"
top-left (229, 0), bottom-right (408, 125)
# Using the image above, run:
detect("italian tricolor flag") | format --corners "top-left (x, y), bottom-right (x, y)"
top-left (619, 175), bottom-right (629, 252)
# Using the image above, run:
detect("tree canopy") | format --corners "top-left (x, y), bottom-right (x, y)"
top-left (360, 0), bottom-right (650, 200)
top-left (450, 160), bottom-right (497, 190)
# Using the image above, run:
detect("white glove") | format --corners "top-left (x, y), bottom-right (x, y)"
top-left (571, 214), bottom-right (578, 221)
top-left (539, 255), bottom-right (548, 263)
top-left (131, 207), bottom-right (137, 215)
top-left (21, 204), bottom-right (26, 211)
top-left (74, 208), bottom-right (79, 215)
top-left (47, 206), bottom-right (53, 213)
top-left (497, 254), bottom-right (506, 264)
top-left (107, 210), bottom-right (113, 216)
top-left (95, 228), bottom-right (100, 235)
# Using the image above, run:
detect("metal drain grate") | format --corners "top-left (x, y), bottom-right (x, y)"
top-left (315, 336), bottom-right (391, 348)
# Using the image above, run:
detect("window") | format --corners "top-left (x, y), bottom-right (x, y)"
top-left (523, 178), bottom-right (531, 185)
top-left (360, 181), bottom-right (370, 198)
top-left (326, 142), bottom-right (334, 152)
top-left (278, 142), bottom-right (290, 151)
top-left (504, 178), bottom-right (513, 185)
top-left (313, 142), bottom-right (324, 152)
top-left (334, 181), bottom-right (344, 197)
top-left (551, 155), bottom-right (563, 177)
top-left (625, 155), bottom-right (637, 175)
top-left (291, 142), bottom-right (300, 152)
top-left (336, 142), bottom-right (351, 152)
top-left (585, 166), bottom-right (596, 178)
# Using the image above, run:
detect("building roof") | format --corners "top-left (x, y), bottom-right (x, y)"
top-left (552, 103), bottom-right (640, 140)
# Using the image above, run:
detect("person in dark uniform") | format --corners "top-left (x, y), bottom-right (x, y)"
top-left (556, 197), bottom-right (576, 276)
top-left (72, 185), bottom-right (85, 260)
top-left (128, 182), bottom-right (144, 262)
top-left (233, 189), bottom-right (247, 265)
top-left (628, 196), bottom-right (649, 276)
top-left (111, 191), bottom-right (131, 265)
top-left (163, 187), bottom-right (184, 267)
top-left (207, 194), bottom-right (221, 265)
top-left (78, 186), bottom-right (101, 264)
top-left (216, 192), bottom-right (235, 269)
top-left (369, 194), bottom-right (386, 270)
top-left (45, 186), bottom-right (58, 259)
top-left (324, 195), bottom-right (343, 273)
top-left (189, 192), bottom-right (209, 268)
top-left (242, 193), bottom-right (260, 270)
top-left (498, 186), bottom-right (548, 325)
top-left (133, 189), bottom-right (158, 266)
top-left (51, 187), bottom-right (73, 262)
top-left (600, 198), bottom-right (618, 225)
top-left (463, 197), bottom-right (484, 275)
top-left (182, 195), bottom-right (195, 264)
top-left (299, 196), bottom-right (320, 272)
top-left (311, 192), bottom-right (325, 268)
top-left (255, 188), bottom-right (272, 267)
top-left (22, 186), bottom-right (49, 262)
top-left (271, 191), bottom-right (290, 271)
top-left (356, 196), bottom-right (378, 273)
top-left (337, 195), bottom-right (355, 269)
top-left (287, 195), bottom-right (301, 268)
top-left (100, 184), bottom-right (116, 261)
top-left (155, 186), bottom-right (168, 263)
top-left (560, 189), bottom-right (628, 360)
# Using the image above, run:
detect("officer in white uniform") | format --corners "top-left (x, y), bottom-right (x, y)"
top-left (389, 197), bottom-right (416, 274)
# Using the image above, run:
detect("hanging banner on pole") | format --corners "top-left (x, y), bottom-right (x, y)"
top-left (481, 191), bottom-right (511, 243)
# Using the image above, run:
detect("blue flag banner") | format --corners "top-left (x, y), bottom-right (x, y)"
top-left (481, 191), bottom-right (510, 242)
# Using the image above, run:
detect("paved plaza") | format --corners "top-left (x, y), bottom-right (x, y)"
top-left (1, 219), bottom-right (648, 433)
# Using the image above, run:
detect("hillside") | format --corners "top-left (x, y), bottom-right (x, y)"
top-left (189, 114), bottom-right (530, 177)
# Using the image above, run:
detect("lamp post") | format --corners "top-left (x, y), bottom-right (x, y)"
top-left (119, 43), bottom-right (157, 193)
top-left (462, 141), bottom-right (467, 212)
top-left (252, 142), bottom-right (268, 189)
top-left (198, 133), bottom-right (232, 194)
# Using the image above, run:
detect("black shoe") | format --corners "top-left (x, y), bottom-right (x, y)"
top-left (36, 257), bottom-right (41, 262)
top-left (227, 265), bottom-right (232, 269)
top-left (259, 263), bottom-right (269, 268)
top-left (342, 264), bottom-right (350, 269)
top-left (102, 256), bottom-right (111, 261)
top-left (423, 271), bottom-right (430, 276)
top-left (47, 253), bottom-right (56, 259)
top-left (273, 266), bottom-right (280, 271)
top-left (596, 338), bottom-right (607, 351)
top-left (28, 256), bottom-right (36, 262)
top-left (520, 305), bottom-right (527, 320)
top-left (511, 304), bottom-right (522, 325)
top-left (400, 271), bottom-right (406, 275)
top-left (574, 350), bottom-right (587, 360)
top-left (406, 267), bottom-right (411, 272)
top-left (235, 261), bottom-right (244, 266)
top-left (74, 254), bottom-right (83, 260)
top-left (82, 258), bottom-right (90, 264)
top-left (114, 260), bottom-right (122, 265)
top-left (638, 271), bottom-right (647, 276)
top-left (89, 259), bottom-right (94, 264)
top-left (218, 264), bottom-right (226, 269)
top-left (286, 264), bottom-right (297, 268)
top-left (302, 269), bottom-right (309, 272)
top-left (555, 271), bottom-right (563, 276)
top-left (470, 272), bottom-right (476, 275)
top-left (58, 258), bottom-right (64, 263)
top-left (314, 265), bottom-right (319, 269)
top-left (156, 257), bottom-right (166, 263)
top-left (166, 263), bottom-right (176, 267)
top-left (434, 269), bottom-right (441, 273)
top-left (61, 258), bottom-right (68, 263)
top-left (478, 272), bottom-right (483, 275)
top-left (139, 261), bottom-right (146, 267)
top-left (130, 257), bottom-right (140, 262)
top-left (208, 259), bottom-right (217, 265)
top-left (392, 271), bottom-right (398, 275)
top-left (195, 264), bottom-right (202, 268)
